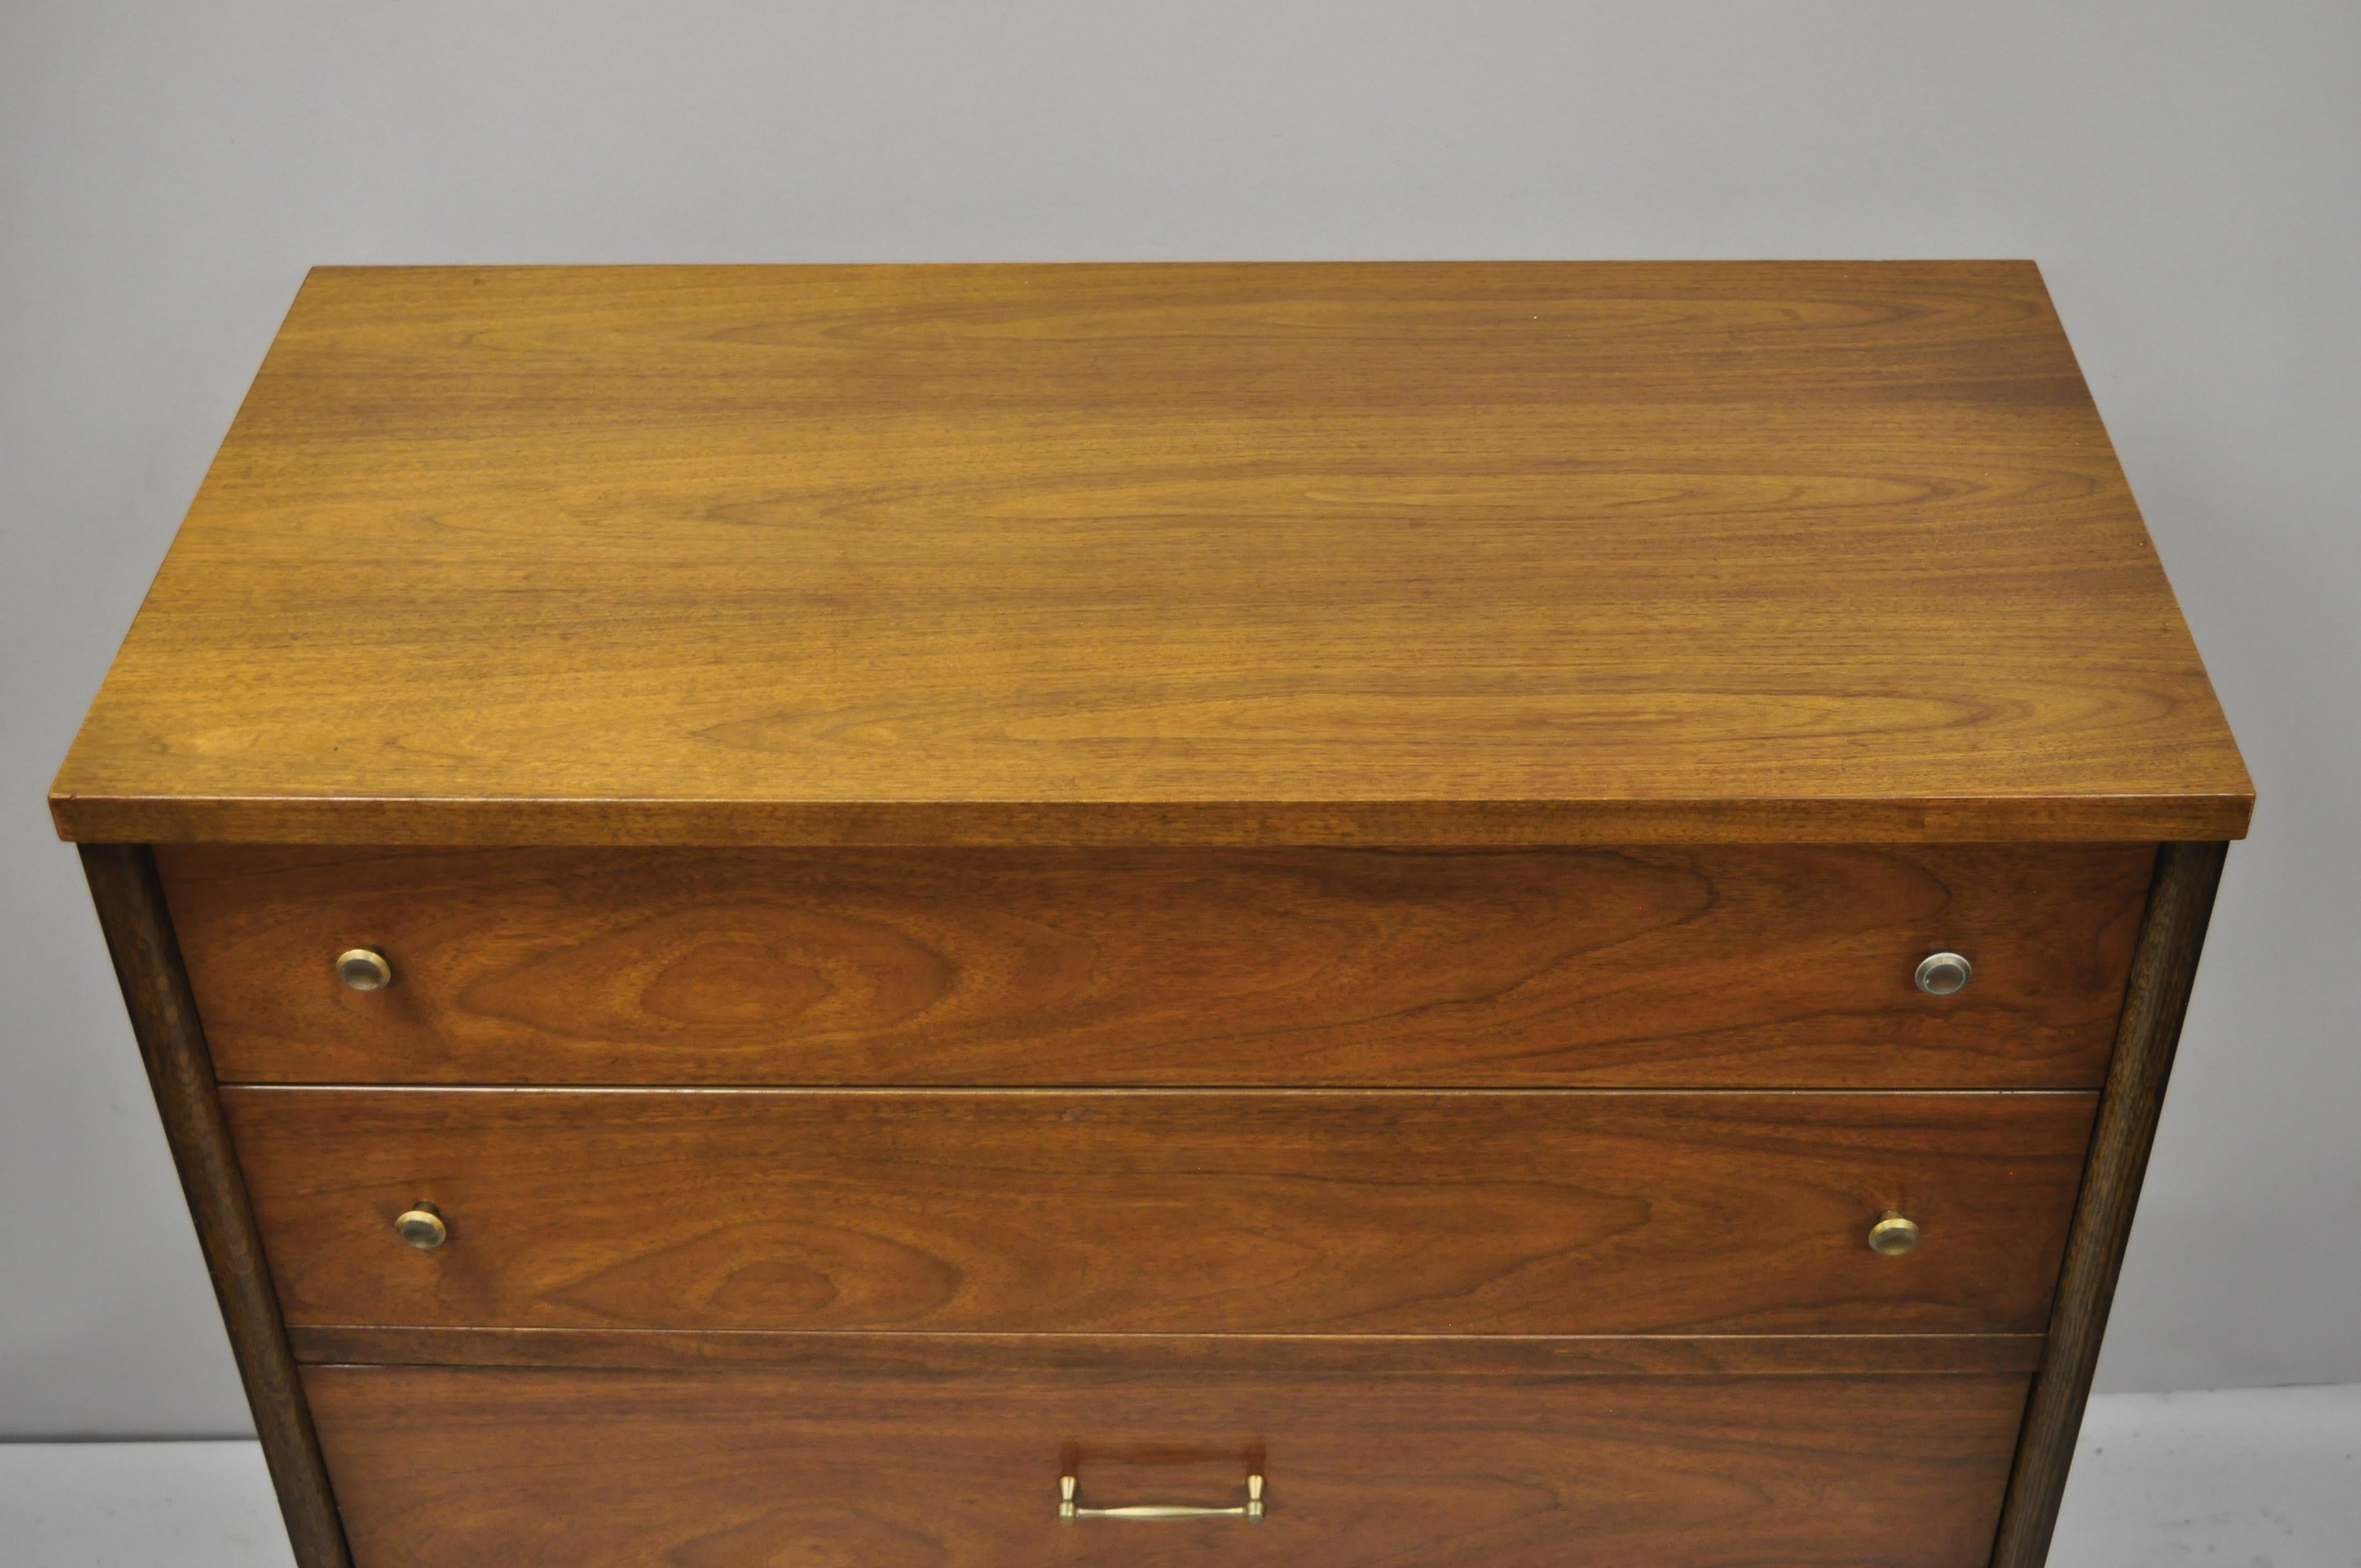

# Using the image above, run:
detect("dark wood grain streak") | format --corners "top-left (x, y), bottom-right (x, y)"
top-left (1990, 840), bottom-right (2228, 1567)
top-left (220, 1087), bottom-right (2096, 1336)
top-left (165, 842), bottom-right (2151, 1089)
top-left (288, 1325), bottom-right (2047, 1378)
top-left (304, 1360), bottom-right (2032, 1567)
top-left (77, 846), bottom-right (351, 1568)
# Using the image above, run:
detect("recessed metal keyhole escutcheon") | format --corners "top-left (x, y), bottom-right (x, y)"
top-left (337, 946), bottom-right (393, 992)
top-left (1914, 951), bottom-right (1972, 996)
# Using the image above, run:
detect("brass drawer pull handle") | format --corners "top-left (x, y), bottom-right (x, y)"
top-left (1059, 1472), bottom-right (1264, 1522)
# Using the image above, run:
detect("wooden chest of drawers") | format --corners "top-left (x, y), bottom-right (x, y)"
top-left (53, 262), bottom-right (2250, 1568)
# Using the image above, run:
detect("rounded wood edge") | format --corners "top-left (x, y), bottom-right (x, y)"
top-left (50, 792), bottom-right (2255, 848)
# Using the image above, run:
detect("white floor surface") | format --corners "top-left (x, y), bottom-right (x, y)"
top-left (2, 1383), bottom-right (2356, 1566)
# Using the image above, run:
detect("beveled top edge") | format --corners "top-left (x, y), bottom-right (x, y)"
top-left (50, 791), bottom-right (2250, 847)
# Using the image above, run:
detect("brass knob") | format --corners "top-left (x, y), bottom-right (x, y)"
top-left (1914, 951), bottom-right (1972, 996)
top-left (1868, 1211), bottom-right (1921, 1255)
top-left (394, 1203), bottom-right (447, 1250)
top-left (336, 947), bottom-right (393, 992)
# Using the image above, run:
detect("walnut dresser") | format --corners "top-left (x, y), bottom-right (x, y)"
top-left (51, 262), bottom-right (2251, 1568)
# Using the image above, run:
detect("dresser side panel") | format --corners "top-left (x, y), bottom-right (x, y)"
top-left (78, 845), bottom-right (351, 1568)
top-left (1991, 840), bottom-right (2228, 1566)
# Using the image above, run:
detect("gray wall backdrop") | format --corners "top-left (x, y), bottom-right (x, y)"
top-left (3, 1), bottom-right (2356, 1438)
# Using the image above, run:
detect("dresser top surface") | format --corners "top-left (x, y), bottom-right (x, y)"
top-left (52, 261), bottom-right (2249, 846)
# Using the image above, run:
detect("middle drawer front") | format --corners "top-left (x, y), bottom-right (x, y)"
top-left (223, 1087), bottom-right (2093, 1336)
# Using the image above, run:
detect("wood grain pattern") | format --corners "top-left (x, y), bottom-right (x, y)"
top-left (304, 1360), bottom-right (2032, 1568)
top-left (78, 847), bottom-right (352, 1568)
top-left (222, 1087), bottom-right (2095, 1336)
top-left (287, 1325), bottom-right (2048, 1378)
top-left (165, 842), bottom-right (2151, 1089)
top-left (1992, 840), bottom-right (2228, 1567)
top-left (51, 262), bottom-right (2250, 847)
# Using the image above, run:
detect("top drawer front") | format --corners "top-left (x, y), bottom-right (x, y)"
top-left (162, 843), bottom-right (2150, 1088)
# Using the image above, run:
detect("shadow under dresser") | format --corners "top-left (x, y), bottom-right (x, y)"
top-left (52, 261), bottom-right (2251, 1567)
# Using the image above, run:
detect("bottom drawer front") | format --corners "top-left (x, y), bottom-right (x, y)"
top-left (307, 1361), bottom-right (2027, 1568)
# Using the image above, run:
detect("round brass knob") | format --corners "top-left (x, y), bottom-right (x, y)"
top-left (1868, 1211), bottom-right (1921, 1256)
top-left (1914, 951), bottom-right (1972, 996)
top-left (336, 947), bottom-right (393, 992)
top-left (394, 1203), bottom-right (447, 1250)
